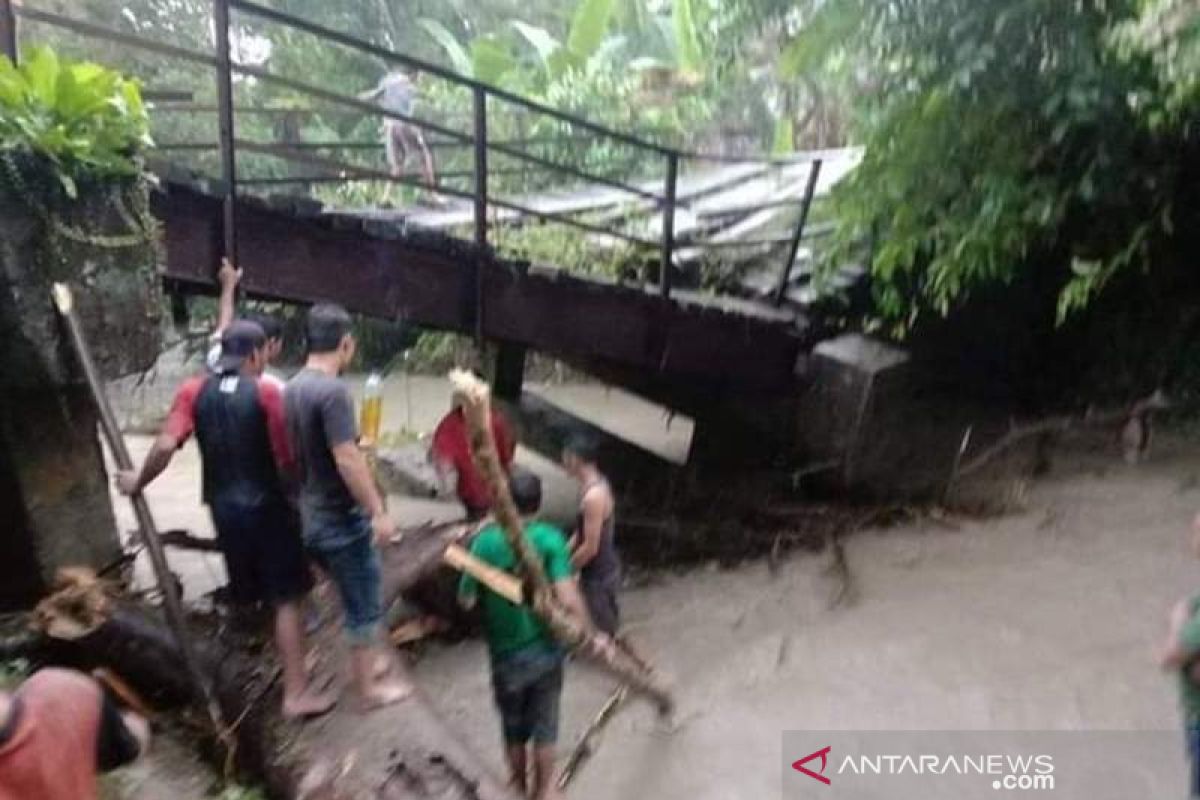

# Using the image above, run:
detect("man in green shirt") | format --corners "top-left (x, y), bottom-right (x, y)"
top-left (459, 470), bottom-right (591, 800)
top-left (1159, 513), bottom-right (1200, 797)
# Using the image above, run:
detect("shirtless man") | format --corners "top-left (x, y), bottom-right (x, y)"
top-left (359, 71), bottom-right (437, 191)
top-left (561, 436), bottom-right (622, 637)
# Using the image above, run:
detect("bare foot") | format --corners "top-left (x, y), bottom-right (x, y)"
top-left (373, 653), bottom-right (392, 680)
top-left (282, 687), bottom-right (337, 720)
top-left (358, 678), bottom-right (413, 712)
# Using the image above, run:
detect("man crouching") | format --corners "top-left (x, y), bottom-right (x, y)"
top-left (458, 470), bottom-right (589, 799)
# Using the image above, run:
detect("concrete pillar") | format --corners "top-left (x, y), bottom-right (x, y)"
top-left (492, 342), bottom-right (526, 402)
top-left (0, 186), bottom-right (162, 609)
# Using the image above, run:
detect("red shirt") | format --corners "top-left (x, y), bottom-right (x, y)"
top-left (431, 408), bottom-right (515, 511)
top-left (164, 373), bottom-right (293, 474)
top-left (0, 669), bottom-right (104, 800)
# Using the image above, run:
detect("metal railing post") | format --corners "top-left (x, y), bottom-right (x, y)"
top-left (773, 158), bottom-right (823, 307)
top-left (660, 152), bottom-right (678, 299)
top-left (473, 87), bottom-right (488, 248)
top-left (1, 0), bottom-right (18, 63)
top-left (214, 0), bottom-right (239, 266)
top-left (472, 85), bottom-right (488, 343)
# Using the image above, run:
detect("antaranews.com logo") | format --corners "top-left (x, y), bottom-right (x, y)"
top-left (782, 731), bottom-right (1184, 798)
top-left (791, 746), bottom-right (1055, 791)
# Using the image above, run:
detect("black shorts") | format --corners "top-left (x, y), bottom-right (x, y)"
top-left (582, 577), bottom-right (620, 636)
top-left (209, 498), bottom-right (312, 606)
top-left (491, 645), bottom-right (564, 745)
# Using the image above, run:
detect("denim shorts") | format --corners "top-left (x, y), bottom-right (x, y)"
top-left (306, 510), bottom-right (383, 646)
top-left (491, 644), bottom-right (564, 745)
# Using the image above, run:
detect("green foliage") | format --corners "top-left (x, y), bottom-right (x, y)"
top-left (1114, 0), bottom-right (1200, 105)
top-left (0, 46), bottom-right (150, 195)
top-left (420, 19), bottom-right (474, 76)
top-left (671, 0), bottom-right (704, 74)
top-left (790, 0), bottom-right (1193, 333)
top-left (493, 218), bottom-right (639, 281)
top-left (567, 0), bottom-right (616, 61)
top-left (0, 658), bottom-right (29, 690)
top-left (210, 786), bottom-right (267, 800)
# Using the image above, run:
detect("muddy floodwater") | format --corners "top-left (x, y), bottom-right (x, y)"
top-left (106, 376), bottom-right (1198, 798)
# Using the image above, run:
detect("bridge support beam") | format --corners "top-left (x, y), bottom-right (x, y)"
top-left (491, 342), bottom-right (526, 402)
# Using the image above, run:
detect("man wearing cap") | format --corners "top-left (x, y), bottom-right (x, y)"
top-left (116, 321), bottom-right (334, 718)
top-left (206, 258), bottom-right (287, 389)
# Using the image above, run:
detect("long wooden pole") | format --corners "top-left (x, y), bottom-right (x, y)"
top-left (448, 369), bottom-right (674, 713)
top-left (51, 284), bottom-right (229, 740)
top-left (444, 543), bottom-right (523, 605)
top-left (557, 685), bottom-right (629, 790)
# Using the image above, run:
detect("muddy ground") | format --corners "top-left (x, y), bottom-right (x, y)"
top-left (103, 377), bottom-right (1199, 798)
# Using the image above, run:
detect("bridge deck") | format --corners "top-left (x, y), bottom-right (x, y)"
top-left (156, 181), bottom-right (810, 392)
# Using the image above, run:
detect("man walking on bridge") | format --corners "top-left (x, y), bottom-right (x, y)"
top-left (359, 70), bottom-right (438, 193)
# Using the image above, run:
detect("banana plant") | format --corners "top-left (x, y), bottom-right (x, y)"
top-left (0, 46), bottom-right (150, 196)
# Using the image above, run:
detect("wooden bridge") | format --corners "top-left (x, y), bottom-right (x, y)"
top-left (9, 0), bottom-right (865, 449)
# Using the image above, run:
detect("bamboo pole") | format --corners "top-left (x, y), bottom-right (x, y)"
top-left (444, 543), bottom-right (524, 605)
top-left (51, 283), bottom-right (230, 744)
top-left (448, 369), bottom-right (674, 713)
top-left (557, 685), bottom-right (629, 790)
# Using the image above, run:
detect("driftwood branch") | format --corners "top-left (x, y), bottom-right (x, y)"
top-left (32, 523), bottom-right (524, 800)
top-left (955, 409), bottom-right (1126, 481)
top-left (557, 685), bottom-right (629, 790)
top-left (448, 369), bottom-right (675, 713)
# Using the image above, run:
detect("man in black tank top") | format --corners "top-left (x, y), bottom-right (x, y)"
top-left (116, 321), bottom-right (334, 718)
top-left (562, 435), bottom-right (622, 636)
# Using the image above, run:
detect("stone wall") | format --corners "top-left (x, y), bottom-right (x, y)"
top-left (0, 185), bottom-right (162, 609)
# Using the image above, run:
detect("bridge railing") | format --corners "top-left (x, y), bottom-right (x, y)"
top-left (4, 0), bottom-right (834, 312)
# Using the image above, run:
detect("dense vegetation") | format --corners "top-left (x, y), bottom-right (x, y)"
top-left (786, 0), bottom-right (1200, 334)
top-left (18, 0), bottom-right (1200, 395)
top-left (0, 45), bottom-right (155, 258)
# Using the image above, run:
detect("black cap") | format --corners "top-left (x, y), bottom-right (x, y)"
top-left (216, 320), bottom-right (266, 373)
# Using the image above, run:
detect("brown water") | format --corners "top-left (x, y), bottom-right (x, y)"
top-left (105, 377), bottom-right (1199, 798)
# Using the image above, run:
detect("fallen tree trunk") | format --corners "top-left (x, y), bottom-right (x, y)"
top-left (32, 521), bottom-right (522, 800)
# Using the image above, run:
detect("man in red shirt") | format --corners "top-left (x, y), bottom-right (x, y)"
top-left (430, 388), bottom-right (516, 520)
top-left (0, 668), bottom-right (150, 800)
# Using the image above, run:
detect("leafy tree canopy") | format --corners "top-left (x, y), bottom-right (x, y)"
top-left (790, 0), bottom-right (1200, 332)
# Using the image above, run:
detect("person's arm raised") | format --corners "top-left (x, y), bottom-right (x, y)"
top-left (214, 258), bottom-right (241, 338)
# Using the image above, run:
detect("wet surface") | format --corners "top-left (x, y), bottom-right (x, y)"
top-left (103, 377), bottom-right (1200, 798)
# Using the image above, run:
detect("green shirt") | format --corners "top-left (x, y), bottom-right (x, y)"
top-left (1180, 597), bottom-right (1200, 722)
top-left (458, 520), bottom-right (573, 658)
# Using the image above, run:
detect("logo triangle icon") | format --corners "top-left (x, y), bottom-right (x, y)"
top-left (792, 746), bottom-right (832, 785)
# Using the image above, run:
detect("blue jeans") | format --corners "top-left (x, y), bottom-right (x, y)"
top-left (305, 509), bottom-right (382, 646)
top-left (491, 644), bottom-right (564, 744)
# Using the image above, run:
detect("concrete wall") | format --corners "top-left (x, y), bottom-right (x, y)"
top-left (797, 334), bottom-right (988, 500)
top-left (0, 187), bottom-right (162, 609)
